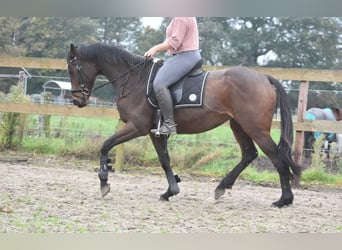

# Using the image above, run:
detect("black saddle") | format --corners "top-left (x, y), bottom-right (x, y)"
top-left (146, 59), bottom-right (209, 109)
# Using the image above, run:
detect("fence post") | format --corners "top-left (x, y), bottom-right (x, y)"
top-left (293, 80), bottom-right (309, 188)
top-left (18, 71), bottom-right (26, 90)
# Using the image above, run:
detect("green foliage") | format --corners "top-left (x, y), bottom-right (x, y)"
top-left (135, 26), bottom-right (164, 55)
top-left (0, 17), bottom-right (27, 56)
top-left (23, 116), bottom-right (118, 157)
top-left (22, 137), bottom-right (64, 154)
top-left (310, 136), bottom-right (327, 170)
top-left (0, 84), bottom-right (29, 150)
top-left (241, 168), bottom-right (279, 185)
top-left (302, 167), bottom-right (342, 185)
top-left (301, 136), bottom-right (342, 187)
top-left (271, 17), bottom-right (342, 69)
top-left (197, 17), bottom-right (342, 108)
top-left (40, 92), bottom-right (53, 137)
top-left (198, 17), bottom-right (342, 69)
top-left (94, 17), bottom-right (143, 50)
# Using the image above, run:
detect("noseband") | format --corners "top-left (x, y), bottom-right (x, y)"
top-left (67, 56), bottom-right (91, 101)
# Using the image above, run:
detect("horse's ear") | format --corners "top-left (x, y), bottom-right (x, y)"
top-left (69, 43), bottom-right (76, 57)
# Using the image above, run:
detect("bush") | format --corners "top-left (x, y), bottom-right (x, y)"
top-left (0, 84), bottom-right (29, 150)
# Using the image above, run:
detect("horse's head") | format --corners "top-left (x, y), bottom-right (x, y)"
top-left (331, 107), bottom-right (342, 121)
top-left (66, 44), bottom-right (97, 108)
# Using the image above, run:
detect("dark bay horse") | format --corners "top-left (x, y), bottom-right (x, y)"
top-left (67, 43), bottom-right (301, 208)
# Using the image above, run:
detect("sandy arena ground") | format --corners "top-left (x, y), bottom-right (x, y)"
top-left (1, 158), bottom-right (342, 233)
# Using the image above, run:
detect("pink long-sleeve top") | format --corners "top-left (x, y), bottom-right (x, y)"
top-left (166, 17), bottom-right (199, 55)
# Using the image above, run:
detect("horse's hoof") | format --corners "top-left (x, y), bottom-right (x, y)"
top-left (215, 187), bottom-right (225, 200)
top-left (272, 198), bottom-right (292, 208)
top-left (159, 194), bottom-right (169, 201)
top-left (101, 184), bottom-right (111, 197)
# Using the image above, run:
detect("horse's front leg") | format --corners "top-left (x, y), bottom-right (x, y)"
top-left (149, 134), bottom-right (180, 201)
top-left (99, 154), bottom-right (111, 197)
top-left (99, 121), bottom-right (144, 197)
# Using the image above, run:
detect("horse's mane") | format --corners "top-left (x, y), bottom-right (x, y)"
top-left (79, 43), bottom-right (145, 67)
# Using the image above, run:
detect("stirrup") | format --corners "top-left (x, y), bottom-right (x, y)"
top-left (151, 123), bottom-right (177, 136)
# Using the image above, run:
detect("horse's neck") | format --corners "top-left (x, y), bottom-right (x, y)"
top-left (102, 62), bottom-right (149, 99)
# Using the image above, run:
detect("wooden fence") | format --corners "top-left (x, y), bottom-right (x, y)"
top-left (0, 56), bottom-right (342, 174)
top-left (0, 102), bottom-right (340, 133)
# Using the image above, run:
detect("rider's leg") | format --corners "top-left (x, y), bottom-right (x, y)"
top-left (152, 87), bottom-right (177, 135)
top-left (151, 51), bottom-right (201, 135)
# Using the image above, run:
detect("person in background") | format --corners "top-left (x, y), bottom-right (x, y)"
top-left (144, 17), bottom-right (202, 135)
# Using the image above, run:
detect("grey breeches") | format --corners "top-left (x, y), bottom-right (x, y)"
top-left (153, 50), bottom-right (201, 92)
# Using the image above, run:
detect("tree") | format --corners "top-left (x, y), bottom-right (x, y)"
top-left (7, 17), bottom-right (101, 95)
top-left (95, 17), bottom-right (143, 51)
top-left (22, 17), bottom-right (100, 58)
top-left (197, 17), bottom-right (229, 66)
top-left (198, 17), bottom-right (342, 69)
top-left (272, 17), bottom-right (342, 108)
top-left (0, 17), bottom-right (30, 56)
top-left (135, 26), bottom-right (164, 55)
top-left (270, 17), bottom-right (342, 69)
top-left (198, 17), bottom-right (280, 66)
top-left (197, 17), bottom-right (342, 109)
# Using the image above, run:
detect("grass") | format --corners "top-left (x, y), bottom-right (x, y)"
top-left (301, 168), bottom-right (342, 186)
top-left (22, 115), bottom-right (118, 156)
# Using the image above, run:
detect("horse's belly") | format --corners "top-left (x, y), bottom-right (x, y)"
top-left (175, 108), bottom-right (230, 134)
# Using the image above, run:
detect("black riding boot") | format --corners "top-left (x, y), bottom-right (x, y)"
top-left (151, 88), bottom-right (177, 135)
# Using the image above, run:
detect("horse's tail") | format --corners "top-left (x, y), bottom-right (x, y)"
top-left (266, 75), bottom-right (301, 177)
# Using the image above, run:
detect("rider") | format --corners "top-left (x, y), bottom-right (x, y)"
top-left (144, 17), bottom-right (202, 135)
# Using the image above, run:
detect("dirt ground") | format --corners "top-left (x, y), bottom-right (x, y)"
top-left (0, 155), bottom-right (342, 233)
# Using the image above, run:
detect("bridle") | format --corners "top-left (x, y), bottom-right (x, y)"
top-left (67, 56), bottom-right (91, 104)
top-left (67, 55), bottom-right (149, 102)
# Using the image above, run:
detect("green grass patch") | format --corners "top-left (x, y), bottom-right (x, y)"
top-left (240, 168), bottom-right (279, 185)
top-left (301, 167), bottom-right (342, 187)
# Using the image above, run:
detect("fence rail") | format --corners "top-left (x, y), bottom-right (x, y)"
top-left (0, 102), bottom-right (341, 134)
top-left (1, 56), bottom-right (342, 82)
top-left (0, 102), bottom-right (119, 119)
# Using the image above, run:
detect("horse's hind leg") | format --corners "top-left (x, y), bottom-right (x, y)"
top-left (253, 135), bottom-right (294, 207)
top-left (149, 134), bottom-right (180, 201)
top-left (215, 119), bottom-right (258, 200)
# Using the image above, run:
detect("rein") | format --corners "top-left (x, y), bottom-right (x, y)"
top-left (93, 59), bottom-right (148, 98)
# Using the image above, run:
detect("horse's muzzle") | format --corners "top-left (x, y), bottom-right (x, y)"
top-left (72, 95), bottom-right (88, 108)
top-left (73, 99), bottom-right (87, 108)
top-left (71, 87), bottom-right (90, 108)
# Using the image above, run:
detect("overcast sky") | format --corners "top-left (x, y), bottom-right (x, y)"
top-left (141, 17), bottom-right (163, 29)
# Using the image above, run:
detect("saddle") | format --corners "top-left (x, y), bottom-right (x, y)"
top-left (146, 59), bottom-right (209, 109)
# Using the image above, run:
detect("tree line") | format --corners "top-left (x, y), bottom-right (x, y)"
top-left (0, 17), bottom-right (341, 108)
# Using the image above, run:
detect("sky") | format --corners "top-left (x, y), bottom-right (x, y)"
top-left (141, 17), bottom-right (163, 29)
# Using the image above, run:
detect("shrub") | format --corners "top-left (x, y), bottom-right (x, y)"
top-left (0, 84), bottom-right (29, 150)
